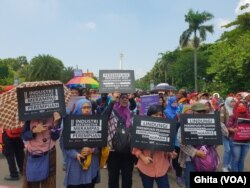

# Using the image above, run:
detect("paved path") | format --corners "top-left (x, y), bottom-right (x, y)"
top-left (0, 145), bottom-right (249, 188)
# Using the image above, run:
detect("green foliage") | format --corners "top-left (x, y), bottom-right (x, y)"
top-left (208, 31), bottom-right (250, 93)
top-left (0, 62), bottom-right (9, 79)
top-left (179, 9), bottom-right (214, 92)
top-left (61, 66), bottom-right (74, 83)
top-left (180, 9), bottom-right (214, 48)
top-left (220, 12), bottom-right (250, 43)
top-left (27, 54), bottom-right (64, 81)
top-left (171, 46), bottom-right (211, 92)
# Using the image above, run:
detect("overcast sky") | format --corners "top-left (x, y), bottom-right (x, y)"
top-left (0, 0), bottom-right (249, 79)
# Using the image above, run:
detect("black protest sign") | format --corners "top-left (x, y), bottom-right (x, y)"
top-left (17, 85), bottom-right (66, 121)
top-left (63, 115), bottom-right (108, 149)
top-left (131, 116), bottom-right (176, 152)
top-left (99, 70), bottom-right (135, 93)
top-left (180, 113), bottom-right (222, 145)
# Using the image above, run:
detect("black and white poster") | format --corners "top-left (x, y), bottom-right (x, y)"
top-left (180, 113), bottom-right (222, 145)
top-left (131, 116), bottom-right (176, 152)
top-left (63, 115), bottom-right (108, 149)
top-left (99, 70), bottom-right (135, 93)
top-left (17, 85), bottom-right (66, 121)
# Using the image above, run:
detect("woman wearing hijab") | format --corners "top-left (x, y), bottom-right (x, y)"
top-left (226, 103), bottom-right (250, 172)
top-left (64, 99), bottom-right (100, 188)
top-left (222, 97), bottom-right (236, 171)
top-left (106, 93), bottom-right (136, 188)
top-left (132, 104), bottom-right (177, 188)
top-left (164, 96), bottom-right (184, 186)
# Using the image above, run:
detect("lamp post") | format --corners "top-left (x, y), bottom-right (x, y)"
top-left (120, 53), bottom-right (124, 70)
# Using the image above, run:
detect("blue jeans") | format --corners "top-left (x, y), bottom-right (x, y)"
top-left (184, 161), bottom-right (195, 188)
top-left (139, 172), bottom-right (170, 188)
top-left (231, 143), bottom-right (250, 172)
top-left (59, 135), bottom-right (67, 165)
top-left (222, 136), bottom-right (233, 168)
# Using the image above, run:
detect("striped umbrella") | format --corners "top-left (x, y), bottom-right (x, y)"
top-left (0, 80), bottom-right (71, 129)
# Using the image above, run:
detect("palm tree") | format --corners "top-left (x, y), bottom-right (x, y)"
top-left (179, 9), bottom-right (214, 91)
top-left (27, 54), bottom-right (64, 81)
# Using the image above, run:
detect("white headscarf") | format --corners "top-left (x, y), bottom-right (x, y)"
top-left (224, 97), bottom-right (234, 116)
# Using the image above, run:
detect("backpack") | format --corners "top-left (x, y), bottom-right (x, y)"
top-left (112, 111), bottom-right (131, 153)
top-left (192, 145), bottom-right (219, 172)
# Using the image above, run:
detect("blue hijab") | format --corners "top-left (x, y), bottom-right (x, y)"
top-left (72, 99), bottom-right (92, 115)
top-left (164, 96), bottom-right (178, 119)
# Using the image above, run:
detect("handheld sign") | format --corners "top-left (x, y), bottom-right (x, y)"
top-left (99, 70), bottom-right (135, 93)
top-left (140, 94), bottom-right (160, 116)
top-left (234, 118), bottom-right (250, 142)
top-left (17, 84), bottom-right (66, 121)
top-left (131, 116), bottom-right (176, 152)
top-left (180, 113), bottom-right (222, 145)
top-left (63, 115), bottom-right (108, 149)
top-left (67, 96), bottom-right (86, 113)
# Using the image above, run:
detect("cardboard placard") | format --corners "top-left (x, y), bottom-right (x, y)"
top-left (140, 94), bottom-right (160, 116)
top-left (234, 118), bottom-right (250, 142)
top-left (67, 96), bottom-right (86, 113)
top-left (17, 85), bottom-right (66, 121)
top-left (131, 116), bottom-right (176, 152)
top-left (180, 113), bottom-right (222, 145)
top-left (62, 115), bottom-right (108, 149)
top-left (99, 70), bottom-right (135, 93)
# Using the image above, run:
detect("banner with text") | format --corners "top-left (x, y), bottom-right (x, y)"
top-left (180, 113), bottom-right (222, 145)
top-left (131, 116), bottom-right (176, 152)
top-left (99, 70), bottom-right (135, 93)
top-left (17, 85), bottom-right (66, 121)
top-left (233, 118), bottom-right (250, 142)
top-left (140, 94), bottom-right (160, 116)
top-left (63, 115), bottom-right (108, 149)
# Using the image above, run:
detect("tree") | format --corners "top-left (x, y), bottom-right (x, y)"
top-left (61, 66), bottom-right (74, 83)
top-left (27, 54), bottom-right (64, 81)
top-left (0, 62), bottom-right (9, 79)
top-left (179, 9), bottom-right (214, 91)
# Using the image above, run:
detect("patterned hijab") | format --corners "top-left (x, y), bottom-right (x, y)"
top-left (73, 99), bottom-right (92, 115)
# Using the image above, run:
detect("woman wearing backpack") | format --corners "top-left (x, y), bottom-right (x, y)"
top-left (177, 102), bottom-right (227, 188)
top-left (63, 99), bottom-right (100, 188)
top-left (105, 92), bottom-right (136, 188)
top-left (132, 104), bottom-right (177, 188)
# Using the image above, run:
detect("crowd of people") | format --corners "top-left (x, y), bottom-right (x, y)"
top-left (1, 86), bottom-right (250, 188)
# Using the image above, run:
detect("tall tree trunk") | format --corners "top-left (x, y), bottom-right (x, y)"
top-left (194, 47), bottom-right (198, 92)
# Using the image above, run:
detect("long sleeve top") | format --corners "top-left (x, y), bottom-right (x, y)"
top-left (132, 148), bottom-right (171, 177)
top-left (22, 118), bottom-right (60, 153)
top-left (64, 148), bottom-right (100, 186)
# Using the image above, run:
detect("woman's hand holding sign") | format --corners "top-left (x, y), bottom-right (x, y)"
top-left (53, 112), bottom-right (61, 127)
top-left (168, 150), bottom-right (178, 159)
top-left (81, 147), bottom-right (93, 156)
top-left (32, 123), bottom-right (48, 133)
